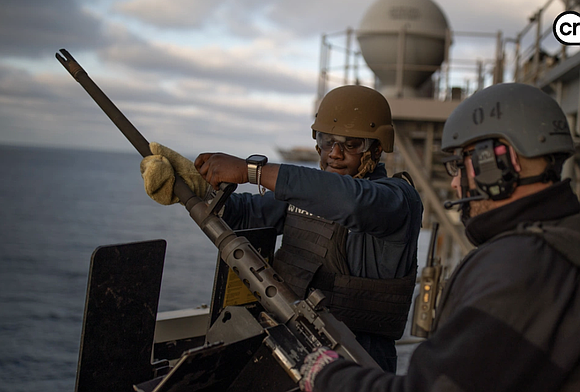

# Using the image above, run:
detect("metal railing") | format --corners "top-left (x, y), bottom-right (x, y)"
top-left (316, 27), bottom-right (503, 103)
top-left (317, 0), bottom-right (579, 101)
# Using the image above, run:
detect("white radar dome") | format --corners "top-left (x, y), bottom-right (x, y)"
top-left (357, 0), bottom-right (450, 97)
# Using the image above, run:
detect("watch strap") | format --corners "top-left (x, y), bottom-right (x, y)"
top-left (248, 162), bottom-right (259, 184)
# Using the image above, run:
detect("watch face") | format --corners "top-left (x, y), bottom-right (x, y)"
top-left (246, 154), bottom-right (268, 165)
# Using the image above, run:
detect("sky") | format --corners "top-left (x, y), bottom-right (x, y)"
top-left (0, 0), bottom-right (567, 161)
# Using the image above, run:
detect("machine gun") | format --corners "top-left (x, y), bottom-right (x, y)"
top-left (56, 49), bottom-right (378, 391)
top-left (411, 222), bottom-right (442, 338)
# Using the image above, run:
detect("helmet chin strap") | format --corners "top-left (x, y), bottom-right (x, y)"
top-left (316, 145), bottom-right (379, 179)
top-left (517, 154), bottom-right (563, 185)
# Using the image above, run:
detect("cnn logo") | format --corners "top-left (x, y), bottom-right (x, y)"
top-left (554, 11), bottom-right (580, 45)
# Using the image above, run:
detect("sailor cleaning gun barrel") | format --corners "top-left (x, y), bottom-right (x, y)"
top-left (56, 48), bottom-right (423, 388)
top-left (140, 85), bottom-right (424, 374)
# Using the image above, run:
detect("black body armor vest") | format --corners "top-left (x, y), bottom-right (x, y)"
top-left (273, 205), bottom-right (416, 340)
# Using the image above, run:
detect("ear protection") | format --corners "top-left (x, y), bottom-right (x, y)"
top-left (471, 139), bottom-right (519, 200)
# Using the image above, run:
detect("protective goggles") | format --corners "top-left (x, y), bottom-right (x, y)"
top-left (315, 131), bottom-right (374, 155)
top-left (443, 149), bottom-right (473, 177)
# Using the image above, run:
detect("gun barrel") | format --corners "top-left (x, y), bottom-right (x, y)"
top-left (56, 49), bottom-right (206, 222)
top-left (56, 49), bottom-right (152, 158)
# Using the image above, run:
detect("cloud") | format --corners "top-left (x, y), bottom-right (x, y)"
top-left (266, 0), bottom-right (372, 37)
top-left (113, 0), bottom-right (227, 29)
top-left (0, 0), bottom-right (109, 58)
top-left (0, 0), bottom-right (570, 160)
top-left (113, 0), bottom-right (375, 39)
top-left (110, 0), bottom-right (553, 42)
top-left (93, 21), bottom-right (316, 95)
top-left (0, 55), bottom-right (313, 158)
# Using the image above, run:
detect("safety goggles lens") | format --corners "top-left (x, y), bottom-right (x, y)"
top-left (442, 150), bottom-right (473, 177)
top-left (444, 159), bottom-right (461, 177)
top-left (315, 132), bottom-right (373, 155)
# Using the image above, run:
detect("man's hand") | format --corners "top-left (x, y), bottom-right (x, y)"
top-left (195, 153), bottom-right (281, 192)
top-left (140, 142), bottom-right (210, 205)
top-left (194, 153), bottom-right (248, 190)
top-left (299, 347), bottom-right (340, 392)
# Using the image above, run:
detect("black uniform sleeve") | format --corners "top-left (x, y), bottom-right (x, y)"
top-left (314, 358), bottom-right (405, 392)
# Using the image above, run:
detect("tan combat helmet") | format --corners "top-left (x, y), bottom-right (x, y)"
top-left (311, 85), bottom-right (394, 153)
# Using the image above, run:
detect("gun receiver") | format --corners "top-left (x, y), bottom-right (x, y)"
top-left (56, 49), bottom-right (379, 381)
top-left (411, 222), bottom-right (442, 338)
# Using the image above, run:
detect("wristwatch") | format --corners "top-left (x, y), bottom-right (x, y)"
top-left (246, 154), bottom-right (268, 195)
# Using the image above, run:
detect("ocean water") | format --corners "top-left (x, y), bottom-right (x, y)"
top-left (0, 145), bottom-right (428, 391)
top-left (0, 145), bottom-right (230, 392)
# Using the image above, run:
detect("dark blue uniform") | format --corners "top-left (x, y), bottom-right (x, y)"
top-left (223, 163), bottom-right (423, 371)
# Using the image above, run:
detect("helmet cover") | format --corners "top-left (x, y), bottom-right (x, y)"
top-left (441, 83), bottom-right (574, 158)
top-left (312, 85), bottom-right (395, 152)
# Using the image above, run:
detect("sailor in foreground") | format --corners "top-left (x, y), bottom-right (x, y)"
top-left (297, 83), bottom-right (580, 392)
top-left (140, 85), bottom-right (423, 372)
